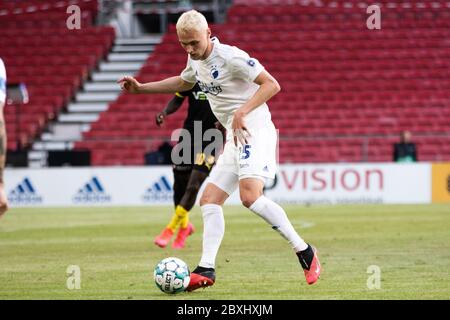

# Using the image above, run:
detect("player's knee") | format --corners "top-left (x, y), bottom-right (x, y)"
top-left (199, 189), bottom-right (223, 206)
top-left (0, 203), bottom-right (8, 218)
top-left (199, 193), bottom-right (212, 206)
top-left (240, 193), bottom-right (259, 208)
top-left (239, 183), bottom-right (263, 208)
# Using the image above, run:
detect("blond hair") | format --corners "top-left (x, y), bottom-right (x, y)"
top-left (176, 10), bottom-right (208, 33)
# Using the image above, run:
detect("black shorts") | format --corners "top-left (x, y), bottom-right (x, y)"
top-left (173, 151), bottom-right (216, 174)
top-left (172, 153), bottom-right (215, 207)
top-left (174, 131), bottom-right (220, 168)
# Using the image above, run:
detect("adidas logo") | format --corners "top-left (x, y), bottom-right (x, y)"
top-left (142, 175), bottom-right (173, 202)
top-left (8, 177), bottom-right (43, 204)
top-left (72, 177), bottom-right (111, 203)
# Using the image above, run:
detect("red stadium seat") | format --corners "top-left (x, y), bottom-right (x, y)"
top-left (3, 1), bottom-right (113, 150)
top-left (69, 1), bottom-right (450, 164)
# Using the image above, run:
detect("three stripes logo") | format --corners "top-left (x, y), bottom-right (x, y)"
top-left (8, 177), bottom-right (43, 204)
top-left (72, 177), bottom-right (111, 203)
top-left (142, 175), bottom-right (173, 202)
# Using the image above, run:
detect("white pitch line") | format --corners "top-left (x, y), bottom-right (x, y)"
top-left (299, 221), bottom-right (316, 229)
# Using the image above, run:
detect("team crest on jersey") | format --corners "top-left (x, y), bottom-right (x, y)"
top-left (210, 65), bottom-right (219, 79)
top-left (247, 59), bottom-right (256, 67)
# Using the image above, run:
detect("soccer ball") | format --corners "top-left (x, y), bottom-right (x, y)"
top-left (153, 257), bottom-right (190, 294)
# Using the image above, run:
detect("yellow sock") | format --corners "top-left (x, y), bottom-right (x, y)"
top-left (166, 205), bottom-right (189, 231)
top-left (177, 205), bottom-right (190, 229)
top-left (179, 214), bottom-right (189, 229)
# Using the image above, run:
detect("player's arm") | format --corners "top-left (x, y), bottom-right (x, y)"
top-left (0, 101), bottom-right (8, 218)
top-left (155, 94), bottom-right (186, 127)
top-left (235, 70), bottom-right (280, 116)
top-left (117, 76), bottom-right (195, 94)
top-left (232, 70), bottom-right (281, 145)
top-left (0, 60), bottom-right (8, 218)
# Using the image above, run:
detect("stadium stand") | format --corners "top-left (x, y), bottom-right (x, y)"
top-left (3, 0), bottom-right (450, 164)
top-left (75, 0), bottom-right (450, 164)
top-left (1, 0), bottom-right (114, 152)
top-left (223, 0), bottom-right (450, 162)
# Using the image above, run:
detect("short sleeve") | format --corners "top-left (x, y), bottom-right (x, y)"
top-left (230, 54), bottom-right (264, 83)
top-left (180, 57), bottom-right (196, 84)
top-left (0, 59), bottom-right (6, 104)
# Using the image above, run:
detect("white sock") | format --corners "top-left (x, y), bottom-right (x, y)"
top-left (198, 204), bottom-right (225, 269)
top-left (249, 196), bottom-right (308, 252)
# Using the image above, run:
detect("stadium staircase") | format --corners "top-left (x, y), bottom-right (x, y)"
top-left (29, 35), bottom-right (161, 167)
top-left (1, 0), bottom-right (113, 165)
top-left (0, 0), bottom-right (163, 167)
top-left (73, 32), bottom-right (192, 166)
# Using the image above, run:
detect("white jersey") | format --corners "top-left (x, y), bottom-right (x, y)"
top-left (180, 37), bottom-right (272, 132)
top-left (0, 58), bottom-right (6, 104)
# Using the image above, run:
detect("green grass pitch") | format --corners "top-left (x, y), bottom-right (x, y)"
top-left (0, 204), bottom-right (449, 300)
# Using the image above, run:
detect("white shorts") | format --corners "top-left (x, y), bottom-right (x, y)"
top-left (208, 121), bottom-right (278, 195)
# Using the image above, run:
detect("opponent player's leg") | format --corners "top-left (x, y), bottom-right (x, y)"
top-left (173, 166), bottom-right (192, 208)
top-left (172, 168), bottom-right (210, 249)
top-left (154, 166), bottom-right (191, 248)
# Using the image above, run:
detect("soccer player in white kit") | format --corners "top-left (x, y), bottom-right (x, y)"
top-left (0, 57), bottom-right (9, 219)
top-left (118, 10), bottom-right (321, 291)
